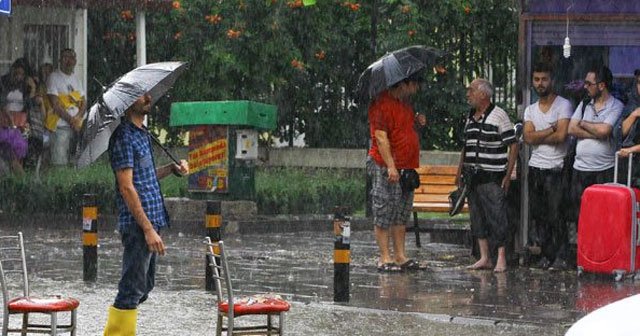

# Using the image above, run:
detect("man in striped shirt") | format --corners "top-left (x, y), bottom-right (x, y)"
top-left (456, 78), bottom-right (518, 273)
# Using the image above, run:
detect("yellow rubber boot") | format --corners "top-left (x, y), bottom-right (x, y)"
top-left (103, 306), bottom-right (138, 336)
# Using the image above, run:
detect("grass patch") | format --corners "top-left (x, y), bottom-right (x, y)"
top-left (256, 167), bottom-right (365, 215)
top-left (1, 161), bottom-right (365, 215)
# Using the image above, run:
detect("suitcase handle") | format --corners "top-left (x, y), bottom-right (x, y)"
top-left (614, 152), bottom-right (634, 187)
top-left (616, 152), bottom-right (640, 247)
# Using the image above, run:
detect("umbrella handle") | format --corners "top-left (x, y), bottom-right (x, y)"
top-left (148, 132), bottom-right (184, 176)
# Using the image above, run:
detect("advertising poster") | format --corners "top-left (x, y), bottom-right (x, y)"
top-left (187, 125), bottom-right (229, 193)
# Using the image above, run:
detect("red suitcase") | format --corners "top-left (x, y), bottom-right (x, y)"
top-left (577, 153), bottom-right (640, 281)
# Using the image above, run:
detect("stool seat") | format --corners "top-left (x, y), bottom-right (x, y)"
top-left (205, 239), bottom-right (289, 335)
top-left (8, 296), bottom-right (80, 313)
top-left (1, 233), bottom-right (79, 335)
top-left (219, 295), bottom-right (290, 316)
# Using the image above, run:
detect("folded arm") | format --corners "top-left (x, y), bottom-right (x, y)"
top-left (523, 119), bottom-right (569, 145)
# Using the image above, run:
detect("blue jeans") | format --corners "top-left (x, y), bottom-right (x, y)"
top-left (113, 226), bottom-right (158, 310)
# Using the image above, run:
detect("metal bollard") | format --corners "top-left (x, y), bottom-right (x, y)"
top-left (205, 200), bottom-right (222, 291)
top-left (333, 206), bottom-right (351, 302)
top-left (82, 194), bottom-right (98, 282)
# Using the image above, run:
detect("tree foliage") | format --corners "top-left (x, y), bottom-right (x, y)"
top-left (87, 0), bottom-right (519, 150)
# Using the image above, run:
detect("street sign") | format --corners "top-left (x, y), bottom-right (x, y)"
top-left (0, 0), bottom-right (11, 16)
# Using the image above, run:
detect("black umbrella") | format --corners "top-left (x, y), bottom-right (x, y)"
top-left (76, 61), bottom-right (188, 168)
top-left (356, 45), bottom-right (447, 103)
top-left (448, 184), bottom-right (468, 217)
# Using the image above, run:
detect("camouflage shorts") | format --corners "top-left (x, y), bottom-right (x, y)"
top-left (367, 158), bottom-right (414, 229)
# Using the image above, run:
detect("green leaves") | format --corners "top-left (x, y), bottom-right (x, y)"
top-left (86, 0), bottom-right (518, 151)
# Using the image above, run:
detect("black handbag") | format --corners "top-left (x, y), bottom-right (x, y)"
top-left (448, 184), bottom-right (468, 216)
top-left (399, 169), bottom-right (420, 193)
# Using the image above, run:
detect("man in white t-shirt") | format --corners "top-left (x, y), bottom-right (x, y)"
top-left (47, 48), bottom-right (85, 165)
top-left (523, 62), bottom-right (573, 270)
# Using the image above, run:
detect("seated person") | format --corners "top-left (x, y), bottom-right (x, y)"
top-left (0, 59), bottom-right (36, 132)
top-left (0, 114), bottom-right (27, 175)
top-left (618, 69), bottom-right (640, 183)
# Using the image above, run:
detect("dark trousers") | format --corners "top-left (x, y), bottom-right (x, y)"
top-left (528, 167), bottom-right (564, 261)
top-left (557, 167), bottom-right (614, 260)
top-left (468, 181), bottom-right (510, 248)
top-left (569, 167), bottom-right (615, 223)
top-left (114, 225), bottom-right (158, 310)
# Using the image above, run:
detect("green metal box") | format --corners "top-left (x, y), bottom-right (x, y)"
top-left (169, 101), bottom-right (277, 201)
top-left (170, 100), bottom-right (277, 129)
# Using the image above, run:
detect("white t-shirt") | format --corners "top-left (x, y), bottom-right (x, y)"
top-left (524, 95), bottom-right (573, 169)
top-left (572, 96), bottom-right (624, 172)
top-left (47, 70), bottom-right (84, 127)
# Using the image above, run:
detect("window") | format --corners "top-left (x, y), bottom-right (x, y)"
top-left (23, 24), bottom-right (68, 71)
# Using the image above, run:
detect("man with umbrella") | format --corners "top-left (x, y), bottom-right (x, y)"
top-left (366, 71), bottom-right (427, 272)
top-left (103, 93), bottom-right (189, 335)
top-left (360, 46), bottom-right (443, 272)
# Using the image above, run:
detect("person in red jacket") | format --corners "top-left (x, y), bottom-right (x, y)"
top-left (367, 73), bottom-right (426, 272)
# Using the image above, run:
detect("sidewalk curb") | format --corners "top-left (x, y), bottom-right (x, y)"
top-left (308, 302), bottom-right (552, 330)
top-left (0, 213), bottom-right (471, 245)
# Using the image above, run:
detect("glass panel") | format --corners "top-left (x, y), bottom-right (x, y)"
top-left (23, 24), bottom-right (68, 72)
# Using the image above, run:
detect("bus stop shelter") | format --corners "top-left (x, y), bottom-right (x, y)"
top-left (517, 0), bottom-right (640, 250)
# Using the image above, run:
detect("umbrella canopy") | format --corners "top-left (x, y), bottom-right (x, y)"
top-left (356, 45), bottom-right (447, 103)
top-left (76, 61), bottom-right (188, 168)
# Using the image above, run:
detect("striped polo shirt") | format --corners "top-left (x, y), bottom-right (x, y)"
top-left (463, 104), bottom-right (516, 172)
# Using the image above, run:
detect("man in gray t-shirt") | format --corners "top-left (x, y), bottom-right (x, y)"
top-left (560, 65), bottom-right (623, 270)
top-left (523, 62), bottom-right (573, 270)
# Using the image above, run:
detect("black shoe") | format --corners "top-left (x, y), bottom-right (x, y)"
top-left (549, 258), bottom-right (569, 271)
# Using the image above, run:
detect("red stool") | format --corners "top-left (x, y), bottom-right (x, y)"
top-left (0, 232), bottom-right (79, 335)
top-left (205, 238), bottom-right (290, 335)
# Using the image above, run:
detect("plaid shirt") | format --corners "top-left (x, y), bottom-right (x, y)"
top-left (109, 118), bottom-right (169, 232)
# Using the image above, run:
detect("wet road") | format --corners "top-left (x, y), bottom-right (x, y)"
top-left (2, 223), bottom-right (639, 335)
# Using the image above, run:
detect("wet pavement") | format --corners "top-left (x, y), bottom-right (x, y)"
top-left (2, 221), bottom-right (639, 335)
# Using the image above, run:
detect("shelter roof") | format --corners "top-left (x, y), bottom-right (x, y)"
top-left (522, 0), bottom-right (640, 14)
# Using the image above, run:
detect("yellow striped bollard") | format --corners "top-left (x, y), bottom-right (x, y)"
top-left (206, 200), bottom-right (222, 291)
top-left (82, 194), bottom-right (98, 282)
top-left (333, 206), bottom-right (351, 302)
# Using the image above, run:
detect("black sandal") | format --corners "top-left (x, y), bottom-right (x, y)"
top-left (377, 262), bottom-right (401, 272)
top-left (399, 259), bottom-right (427, 271)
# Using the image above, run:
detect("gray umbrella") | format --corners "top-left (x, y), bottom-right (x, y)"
top-left (76, 61), bottom-right (187, 168)
top-left (356, 45), bottom-right (447, 103)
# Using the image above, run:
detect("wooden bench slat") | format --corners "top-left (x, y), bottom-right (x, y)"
top-left (415, 184), bottom-right (457, 194)
top-left (413, 203), bottom-right (469, 212)
top-left (413, 203), bottom-right (469, 213)
top-left (415, 165), bottom-right (458, 175)
top-left (413, 193), bottom-right (451, 203)
top-left (412, 164), bottom-right (467, 214)
top-left (420, 175), bottom-right (456, 185)
top-left (411, 164), bottom-right (468, 247)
